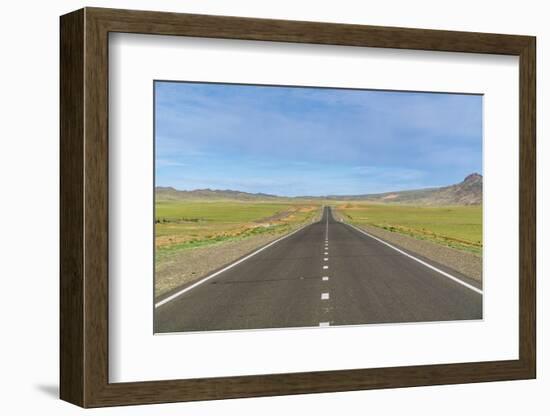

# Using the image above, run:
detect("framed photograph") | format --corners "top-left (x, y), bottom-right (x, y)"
top-left (60, 7), bottom-right (536, 407)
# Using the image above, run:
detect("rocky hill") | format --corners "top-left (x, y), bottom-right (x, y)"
top-left (334, 173), bottom-right (482, 205)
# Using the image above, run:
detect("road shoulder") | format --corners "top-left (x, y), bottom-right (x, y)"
top-left (155, 220), bottom-right (317, 300)
top-left (341, 221), bottom-right (482, 283)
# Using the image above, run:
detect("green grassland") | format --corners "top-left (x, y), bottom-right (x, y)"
top-left (336, 203), bottom-right (482, 255)
top-left (155, 200), bottom-right (321, 260)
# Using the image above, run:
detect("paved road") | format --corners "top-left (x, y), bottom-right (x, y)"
top-left (155, 207), bottom-right (482, 333)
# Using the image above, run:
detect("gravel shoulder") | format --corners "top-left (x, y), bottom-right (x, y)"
top-left (349, 222), bottom-right (482, 282)
top-left (155, 226), bottom-right (302, 299)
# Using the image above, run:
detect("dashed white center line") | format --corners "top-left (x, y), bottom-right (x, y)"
top-left (325, 207), bottom-right (329, 240)
top-left (320, 211), bottom-right (332, 327)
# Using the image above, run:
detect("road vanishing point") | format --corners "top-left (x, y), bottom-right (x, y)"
top-left (155, 207), bottom-right (482, 333)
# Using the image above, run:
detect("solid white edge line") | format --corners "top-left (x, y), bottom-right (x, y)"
top-left (155, 222), bottom-right (313, 308)
top-left (344, 222), bottom-right (483, 295)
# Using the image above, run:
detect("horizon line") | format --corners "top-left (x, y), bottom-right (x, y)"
top-left (155, 172), bottom-right (481, 198)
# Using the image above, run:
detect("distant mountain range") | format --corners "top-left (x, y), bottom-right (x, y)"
top-left (156, 173), bottom-right (482, 205)
top-left (155, 187), bottom-right (280, 201)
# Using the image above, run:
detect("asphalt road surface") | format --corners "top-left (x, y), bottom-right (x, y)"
top-left (155, 207), bottom-right (482, 333)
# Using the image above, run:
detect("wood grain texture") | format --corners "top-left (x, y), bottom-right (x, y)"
top-left (59, 7), bottom-right (537, 408)
top-left (83, 10), bottom-right (110, 406)
top-left (59, 8), bottom-right (84, 406)
top-left (518, 38), bottom-right (536, 375)
top-left (88, 7), bottom-right (532, 54)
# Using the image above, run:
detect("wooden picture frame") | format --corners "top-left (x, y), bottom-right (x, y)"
top-left (60, 7), bottom-right (536, 408)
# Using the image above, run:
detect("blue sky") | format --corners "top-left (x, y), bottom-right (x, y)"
top-left (155, 81), bottom-right (482, 197)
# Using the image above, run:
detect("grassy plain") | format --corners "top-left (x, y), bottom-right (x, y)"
top-left (155, 200), bottom-right (321, 260)
top-left (335, 203), bottom-right (482, 255)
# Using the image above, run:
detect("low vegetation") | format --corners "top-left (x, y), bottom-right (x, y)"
top-left (335, 203), bottom-right (482, 255)
top-left (155, 200), bottom-right (321, 261)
